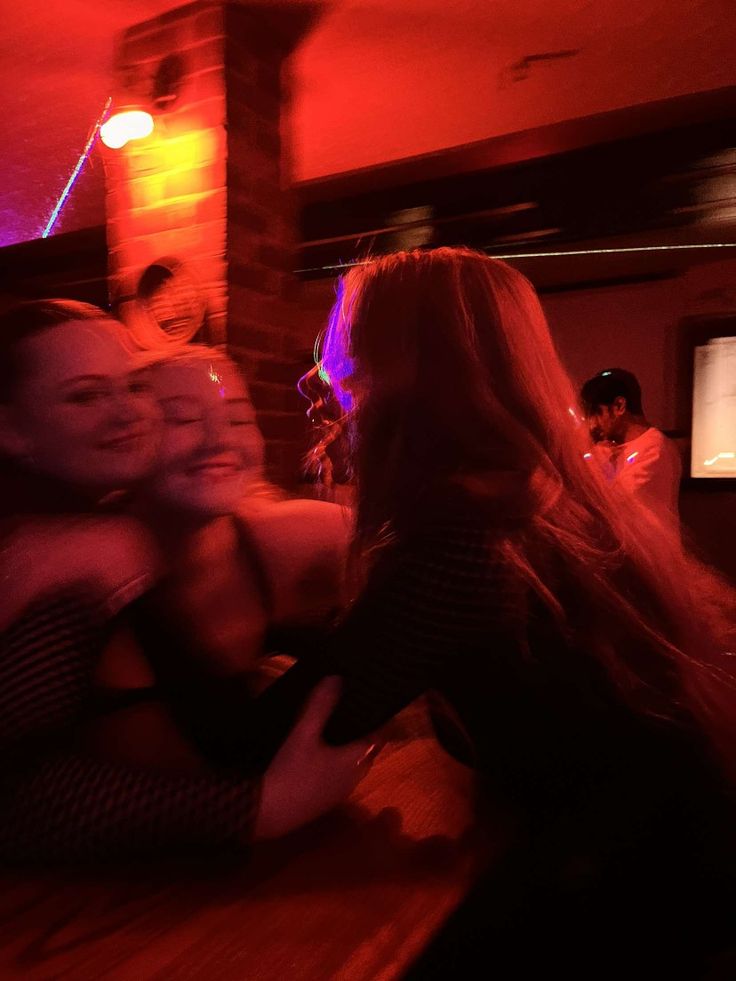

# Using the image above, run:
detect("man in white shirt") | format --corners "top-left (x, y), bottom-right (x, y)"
top-left (581, 368), bottom-right (681, 523)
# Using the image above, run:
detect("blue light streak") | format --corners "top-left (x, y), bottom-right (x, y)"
top-left (41, 96), bottom-right (112, 239)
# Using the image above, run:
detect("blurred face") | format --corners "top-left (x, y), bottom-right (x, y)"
top-left (2, 320), bottom-right (159, 492)
top-left (297, 364), bottom-right (344, 425)
top-left (317, 300), bottom-right (361, 415)
top-left (586, 397), bottom-right (627, 443)
top-left (147, 357), bottom-right (264, 517)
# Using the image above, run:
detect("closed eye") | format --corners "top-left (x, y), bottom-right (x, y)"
top-left (129, 380), bottom-right (152, 394)
top-left (66, 389), bottom-right (105, 404)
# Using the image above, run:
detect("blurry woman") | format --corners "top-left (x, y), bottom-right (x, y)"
top-left (0, 299), bottom-right (160, 620)
top-left (0, 300), bottom-right (369, 863)
top-left (102, 345), bottom-right (351, 771)
top-left (259, 249), bottom-right (736, 975)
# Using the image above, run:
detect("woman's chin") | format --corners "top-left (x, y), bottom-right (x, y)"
top-left (173, 490), bottom-right (242, 518)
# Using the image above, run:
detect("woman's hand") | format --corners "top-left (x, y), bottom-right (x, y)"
top-left (253, 677), bottom-right (379, 840)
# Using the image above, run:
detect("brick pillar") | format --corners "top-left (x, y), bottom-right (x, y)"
top-left (105, 0), bottom-right (318, 487)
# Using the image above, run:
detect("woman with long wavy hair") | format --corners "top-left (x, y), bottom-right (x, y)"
top-left (263, 247), bottom-right (736, 976)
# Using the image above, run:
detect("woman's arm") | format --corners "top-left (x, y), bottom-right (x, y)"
top-left (321, 520), bottom-right (500, 744)
top-left (123, 588), bottom-right (263, 770)
top-left (2, 685), bottom-right (373, 862)
top-left (0, 589), bottom-right (257, 861)
top-left (0, 753), bottom-right (256, 863)
top-left (0, 590), bottom-right (374, 862)
top-left (253, 516), bottom-right (511, 751)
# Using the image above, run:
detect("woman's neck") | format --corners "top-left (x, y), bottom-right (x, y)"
top-left (138, 503), bottom-right (234, 563)
top-left (618, 418), bottom-right (651, 444)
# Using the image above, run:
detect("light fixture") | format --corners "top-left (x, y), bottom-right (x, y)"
top-left (100, 109), bottom-right (154, 150)
top-left (99, 54), bottom-right (184, 150)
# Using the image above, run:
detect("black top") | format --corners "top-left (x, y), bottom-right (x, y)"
top-left (0, 466), bottom-right (124, 523)
top-left (0, 588), bottom-right (257, 863)
top-left (254, 486), bottom-right (736, 887)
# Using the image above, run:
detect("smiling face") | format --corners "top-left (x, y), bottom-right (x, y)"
top-left (1, 319), bottom-right (159, 493)
top-left (146, 355), bottom-right (265, 517)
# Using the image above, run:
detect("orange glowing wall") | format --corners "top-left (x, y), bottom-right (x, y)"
top-left (104, 0), bottom-right (316, 484)
top-left (105, 2), bottom-right (229, 344)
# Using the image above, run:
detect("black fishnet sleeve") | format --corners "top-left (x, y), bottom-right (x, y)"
top-left (0, 589), bottom-right (258, 862)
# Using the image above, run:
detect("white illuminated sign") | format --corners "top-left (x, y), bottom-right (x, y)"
top-left (691, 336), bottom-right (736, 477)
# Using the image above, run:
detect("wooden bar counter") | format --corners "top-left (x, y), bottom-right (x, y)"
top-left (0, 719), bottom-right (496, 980)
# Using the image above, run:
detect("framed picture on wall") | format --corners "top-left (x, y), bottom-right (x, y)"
top-left (677, 314), bottom-right (736, 485)
top-left (692, 336), bottom-right (736, 477)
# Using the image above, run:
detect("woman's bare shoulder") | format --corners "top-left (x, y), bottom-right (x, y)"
top-left (237, 497), bottom-right (353, 622)
top-left (0, 515), bottom-right (161, 630)
top-left (238, 496), bottom-right (354, 547)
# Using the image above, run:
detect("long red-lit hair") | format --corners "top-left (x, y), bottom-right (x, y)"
top-left (320, 247), bottom-right (736, 769)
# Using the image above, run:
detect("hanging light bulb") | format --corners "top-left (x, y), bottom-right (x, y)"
top-left (100, 109), bottom-right (154, 149)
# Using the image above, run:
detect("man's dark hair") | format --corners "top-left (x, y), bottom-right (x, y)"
top-left (580, 368), bottom-right (643, 416)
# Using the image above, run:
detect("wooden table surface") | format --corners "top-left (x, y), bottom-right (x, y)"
top-left (0, 725), bottom-right (497, 980)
